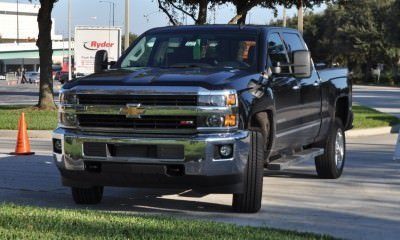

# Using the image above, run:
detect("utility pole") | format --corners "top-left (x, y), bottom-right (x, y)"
top-left (297, 0), bottom-right (304, 35)
top-left (100, 1), bottom-right (115, 27)
top-left (282, 7), bottom-right (287, 27)
top-left (124, 0), bottom-right (130, 51)
top-left (68, 0), bottom-right (72, 81)
top-left (16, 0), bottom-right (19, 44)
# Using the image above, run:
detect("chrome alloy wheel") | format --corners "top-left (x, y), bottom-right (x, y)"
top-left (335, 129), bottom-right (345, 170)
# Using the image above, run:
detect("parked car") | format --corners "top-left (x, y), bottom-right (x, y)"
top-left (53, 25), bottom-right (353, 213)
top-left (25, 71), bottom-right (40, 84)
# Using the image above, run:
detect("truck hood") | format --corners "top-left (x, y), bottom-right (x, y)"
top-left (63, 67), bottom-right (253, 90)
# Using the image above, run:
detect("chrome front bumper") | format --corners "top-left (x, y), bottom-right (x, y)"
top-left (52, 128), bottom-right (250, 177)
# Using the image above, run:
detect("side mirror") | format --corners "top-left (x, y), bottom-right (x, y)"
top-left (94, 50), bottom-right (109, 73)
top-left (293, 50), bottom-right (311, 78)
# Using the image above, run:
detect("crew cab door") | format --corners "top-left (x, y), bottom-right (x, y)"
top-left (282, 31), bottom-right (322, 143)
top-left (266, 32), bottom-right (303, 150)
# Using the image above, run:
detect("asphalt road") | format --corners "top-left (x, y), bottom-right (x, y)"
top-left (353, 85), bottom-right (400, 118)
top-left (0, 134), bottom-right (399, 240)
top-left (0, 81), bottom-right (61, 105)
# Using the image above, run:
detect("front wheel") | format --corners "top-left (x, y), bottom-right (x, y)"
top-left (71, 186), bottom-right (103, 204)
top-left (232, 131), bottom-right (265, 213)
top-left (315, 118), bottom-right (346, 179)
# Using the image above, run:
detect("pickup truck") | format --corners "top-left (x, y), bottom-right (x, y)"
top-left (53, 25), bottom-right (353, 213)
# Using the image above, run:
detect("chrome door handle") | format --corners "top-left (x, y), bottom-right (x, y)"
top-left (292, 85), bottom-right (300, 90)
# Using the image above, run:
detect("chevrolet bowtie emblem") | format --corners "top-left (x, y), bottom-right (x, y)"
top-left (120, 104), bottom-right (146, 118)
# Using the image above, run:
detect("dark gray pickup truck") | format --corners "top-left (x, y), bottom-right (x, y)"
top-left (53, 25), bottom-right (353, 213)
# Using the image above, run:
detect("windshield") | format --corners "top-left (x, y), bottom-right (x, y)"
top-left (119, 33), bottom-right (258, 70)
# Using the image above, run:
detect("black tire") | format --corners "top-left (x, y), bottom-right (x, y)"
top-left (315, 118), bottom-right (346, 179)
top-left (232, 131), bottom-right (265, 213)
top-left (71, 186), bottom-right (104, 204)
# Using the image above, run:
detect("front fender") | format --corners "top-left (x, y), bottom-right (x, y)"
top-left (239, 87), bottom-right (276, 160)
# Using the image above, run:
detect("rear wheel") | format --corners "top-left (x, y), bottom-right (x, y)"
top-left (232, 131), bottom-right (265, 213)
top-left (315, 118), bottom-right (346, 179)
top-left (71, 186), bottom-right (103, 204)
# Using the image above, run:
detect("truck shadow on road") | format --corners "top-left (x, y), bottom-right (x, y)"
top-left (264, 170), bottom-right (319, 179)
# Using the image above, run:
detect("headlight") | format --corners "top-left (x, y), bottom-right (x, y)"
top-left (58, 89), bottom-right (77, 128)
top-left (59, 90), bottom-right (77, 105)
top-left (59, 112), bottom-right (77, 127)
top-left (198, 93), bottom-right (237, 107)
top-left (207, 115), bottom-right (224, 127)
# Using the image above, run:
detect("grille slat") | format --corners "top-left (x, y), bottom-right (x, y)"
top-left (78, 115), bottom-right (196, 130)
top-left (78, 94), bottom-right (197, 106)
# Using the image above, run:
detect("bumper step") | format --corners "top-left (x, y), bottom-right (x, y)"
top-left (267, 148), bottom-right (324, 171)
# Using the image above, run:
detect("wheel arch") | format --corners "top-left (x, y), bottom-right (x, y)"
top-left (334, 96), bottom-right (350, 128)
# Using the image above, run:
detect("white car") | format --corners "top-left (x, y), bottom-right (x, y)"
top-left (25, 71), bottom-right (40, 84)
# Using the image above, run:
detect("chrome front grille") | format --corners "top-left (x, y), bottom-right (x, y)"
top-left (77, 94), bottom-right (198, 106)
top-left (59, 86), bottom-right (238, 133)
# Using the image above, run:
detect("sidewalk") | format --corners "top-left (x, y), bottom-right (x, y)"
top-left (0, 130), bottom-right (52, 139)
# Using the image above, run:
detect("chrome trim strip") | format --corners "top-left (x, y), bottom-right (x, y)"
top-left (67, 85), bottom-right (236, 96)
top-left (276, 120), bottom-right (320, 138)
top-left (62, 105), bottom-right (237, 116)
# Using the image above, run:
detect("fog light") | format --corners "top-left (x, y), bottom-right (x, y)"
top-left (53, 139), bottom-right (62, 154)
top-left (219, 144), bottom-right (233, 158)
top-left (207, 115), bottom-right (223, 127)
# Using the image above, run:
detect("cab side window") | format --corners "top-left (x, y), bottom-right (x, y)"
top-left (282, 32), bottom-right (306, 62)
top-left (267, 33), bottom-right (290, 72)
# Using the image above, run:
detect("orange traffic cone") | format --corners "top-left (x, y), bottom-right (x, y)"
top-left (11, 112), bottom-right (34, 155)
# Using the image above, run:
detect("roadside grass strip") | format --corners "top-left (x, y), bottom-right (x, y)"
top-left (0, 105), bottom-right (57, 130)
top-left (0, 204), bottom-right (335, 240)
top-left (0, 105), bottom-right (398, 131)
top-left (353, 105), bottom-right (400, 129)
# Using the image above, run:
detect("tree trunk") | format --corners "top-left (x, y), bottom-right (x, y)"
top-left (36, 0), bottom-right (56, 110)
top-left (297, 0), bottom-right (304, 35)
top-left (228, 3), bottom-right (250, 25)
top-left (196, 0), bottom-right (208, 25)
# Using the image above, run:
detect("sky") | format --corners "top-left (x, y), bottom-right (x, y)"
top-left (1, 0), bottom-right (325, 37)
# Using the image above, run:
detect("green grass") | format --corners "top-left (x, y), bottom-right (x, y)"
top-left (353, 105), bottom-right (400, 129)
top-left (0, 204), bottom-right (334, 240)
top-left (0, 105), bottom-right (57, 130)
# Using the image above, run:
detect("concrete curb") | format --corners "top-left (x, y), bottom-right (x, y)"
top-left (346, 124), bottom-right (400, 138)
top-left (346, 127), bottom-right (392, 138)
top-left (0, 130), bottom-right (52, 139)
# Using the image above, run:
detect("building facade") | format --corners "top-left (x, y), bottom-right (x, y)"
top-left (0, 2), bottom-right (67, 75)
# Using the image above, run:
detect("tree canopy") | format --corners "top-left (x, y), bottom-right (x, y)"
top-left (271, 0), bottom-right (400, 84)
top-left (156, 0), bottom-right (221, 25)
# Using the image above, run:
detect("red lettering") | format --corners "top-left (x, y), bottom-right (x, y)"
top-left (87, 41), bottom-right (115, 49)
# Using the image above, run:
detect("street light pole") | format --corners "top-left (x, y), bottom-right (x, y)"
top-left (100, 1), bottom-right (115, 27)
top-left (68, 0), bottom-right (72, 81)
top-left (124, 0), bottom-right (130, 51)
